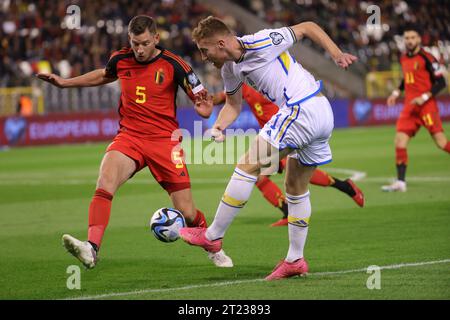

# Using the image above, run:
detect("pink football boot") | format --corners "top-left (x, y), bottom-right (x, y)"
top-left (265, 258), bottom-right (309, 281)
top-left (179, 227), bottom-right (222, 253)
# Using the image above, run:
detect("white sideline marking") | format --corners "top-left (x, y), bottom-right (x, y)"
top-left (364, 177), bottom-right (450, 183)
top-left (0, 167), bottom-right (368, 185)
top-left (2, 165), bottom-right (450, 185)
top-left (3, 176), bottom-right (450, 186)
top-left (0, 178), bottom-right (230, 185)
top-left (63, 258), bottom-right (450, 300)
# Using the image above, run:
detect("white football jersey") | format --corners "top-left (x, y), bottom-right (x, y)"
top-left (221, 27), bottom-right (321, 108)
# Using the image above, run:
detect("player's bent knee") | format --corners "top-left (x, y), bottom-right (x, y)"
top-left (394, 137), bottom-right (404, 148)
top-left (395, 132), bottom-right (410, 148)
top-left (285, 179), bottom-right (308, 195)
top-left (236, 163), bottom-right (260, 177)
top-left (96, 173), bottom-right (120, 194)
top-left (285, 184), bottom-right (308, 196)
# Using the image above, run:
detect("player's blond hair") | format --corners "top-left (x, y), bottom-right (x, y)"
top-left (192, 16), bottom-right (233, 43)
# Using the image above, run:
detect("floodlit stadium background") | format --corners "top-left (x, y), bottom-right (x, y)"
top-left (0, 0), bottom-right (449, 300)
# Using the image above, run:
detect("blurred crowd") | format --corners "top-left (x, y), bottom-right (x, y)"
top-left (234, 0), bottom-right (449, 73)
top-left (1, 0), bottom-right (448, 94)
top-left (0, 0), bottom-right (245, 90)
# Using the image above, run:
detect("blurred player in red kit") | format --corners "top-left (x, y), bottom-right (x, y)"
top-left (37, 15), bottom-right (233, 268)
top-left (213, 83), bottom-right (365, 226)
top-left (383, 25), bottom-right (448, 192)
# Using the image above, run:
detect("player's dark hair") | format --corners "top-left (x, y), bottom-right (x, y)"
top-left (128, 15), bottom-right (157, 35)
top-left (402, 24), bottom-right (421, 35)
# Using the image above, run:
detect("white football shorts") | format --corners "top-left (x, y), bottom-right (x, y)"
top-left (259, 94), bottom-right (334, 166)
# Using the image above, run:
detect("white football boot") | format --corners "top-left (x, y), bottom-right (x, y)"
top-left (62, 234), bottom-right (97, 269)
top-left (208, 249), bottom-right (233, 268)
top-left (381, 180), bottom-right (407, 192)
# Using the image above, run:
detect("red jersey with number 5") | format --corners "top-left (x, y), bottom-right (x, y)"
top-left (105, 46), bottom-right (204, 139)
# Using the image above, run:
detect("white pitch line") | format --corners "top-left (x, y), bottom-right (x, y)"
top-left (0, 178), bottom-right (231, 186)
top-left (0, 167), bottom-right (368, 185)
top-left (2, 164), bottom-right (449, 185)
top-left (3, 176), bottom-right (450, 186)
top-left (363, 177), bottom-right (450, 182)
top-left (63, 258), bottom-right (450, 300)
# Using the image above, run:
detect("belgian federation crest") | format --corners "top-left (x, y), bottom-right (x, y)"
top-left (155, 69), bottom-right (165, 84)
top-left (269, 32), bottom-right (284, 45)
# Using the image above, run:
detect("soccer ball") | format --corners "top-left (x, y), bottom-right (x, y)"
top-left (150, 207), bottom-right (186, 242)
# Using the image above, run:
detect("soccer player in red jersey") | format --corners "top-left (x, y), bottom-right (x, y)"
top-left (383, 25), bottom-right (449, 192)
top-left (213, 83), bottom-right (364, 226)
top-left (37, 15), bottom-right (233, 268)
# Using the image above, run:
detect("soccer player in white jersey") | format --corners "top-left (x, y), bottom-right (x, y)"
top-left (180, 16), bottom-right (357, 280)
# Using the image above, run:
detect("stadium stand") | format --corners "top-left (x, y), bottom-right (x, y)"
top-left (0, 0), bottom-right (448, 115)
top-left (232, 0), bottom-right (449, 72)
top-left (230, 0), bottom-right (449, 97)
top-left (0, 0), bottom-right (245, 113)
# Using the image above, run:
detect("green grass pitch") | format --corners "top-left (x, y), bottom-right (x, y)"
top-left (0, 124), bottom-right (449, 300)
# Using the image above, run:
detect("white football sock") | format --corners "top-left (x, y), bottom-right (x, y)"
top-left (285, 191), bottom-right (311, 262)
top-left (206, 168), bottom-right (257, 240)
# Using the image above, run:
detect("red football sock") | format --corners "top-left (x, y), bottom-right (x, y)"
top-left (310, 169), bottom-right (333, 187)
top-left (188, 209), bottom-right (208, 228)
top-left (444, 142), bottom-right (450, 153)
top-left (88, 188), bottom-right (113, 249)
top-left (255, 176), bottom-right (285, 208)
top-left (396, 147), bottom-right (408, 165)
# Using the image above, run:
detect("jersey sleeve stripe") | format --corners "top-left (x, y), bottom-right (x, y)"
top-left (163, 51), bottom-right (191, 73)
top-left (287, 27), bottom-right (297, 43)
top-left (226, 81), bottom-right (244, 95)
top-left (243, 43), bottom-right (272, 51)
top-left (243, 40), bottom-right (272, 49)
top-left (163, 52), bottom-right (190, 72)
top-left (109, 47), bottom-right (132, 58)
top-left (242, 37), bottom-right (270, 45)
top-left (163, 50), bottom-right (190, 69)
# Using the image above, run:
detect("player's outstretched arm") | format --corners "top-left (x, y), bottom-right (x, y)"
top-left (36, 69), bottom-right (117, 88)
top-left (211, 87), bottom-right (243, 142)
top-left (290, 22), bottom-right (357, 69)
